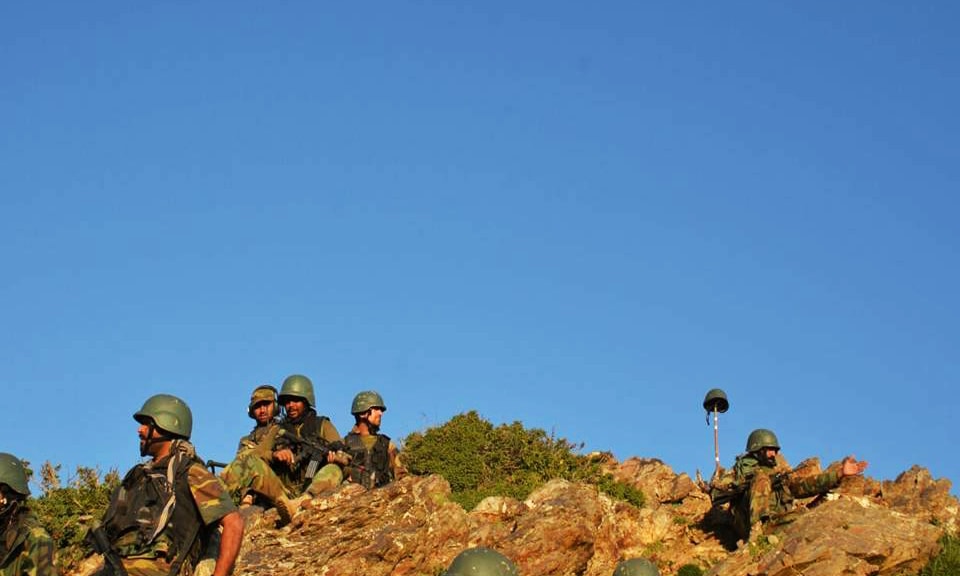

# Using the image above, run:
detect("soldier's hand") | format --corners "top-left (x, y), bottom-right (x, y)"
top-left (329, 450), bottom-right (353, 467)
top-left (274, 448), bottom-right (295, 466)
top-left (840, 456), bottom-right (868, 478)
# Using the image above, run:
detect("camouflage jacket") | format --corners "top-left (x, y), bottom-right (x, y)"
top-left (713, 453), bottom-right (841, 514)
top-left (0, 508), bottom-right (57, 576)
top-left (235, 421), bottom-right (280, 458)
top-left (106, 442), bottom-right (236, 563)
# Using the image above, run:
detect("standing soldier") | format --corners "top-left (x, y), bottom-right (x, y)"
top-left (0, 453), bottom-right (57, 576)
top-left (220, 385), bottom-right (286, 509)
top-left (271, 375), bottom-right (350, 522)
top-left (343, 391), bottom-right (403, 489)
top-left (92, 394), bottom-right (243, 576)
top-left (712, 428), bottom-right (868, 541)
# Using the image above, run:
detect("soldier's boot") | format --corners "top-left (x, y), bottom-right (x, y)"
top-left (276, 494), bottom-right (312, 525)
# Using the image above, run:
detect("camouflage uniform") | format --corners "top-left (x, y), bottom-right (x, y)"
top-left (101, 447), bottom-right (236, 576)
top-left (727, 453), bottom-right (841, 539)
top-left (274, 411), bottom-right (345, 496)
top-left (0, 508), bottom-right (57, 576)
top-left (220, 422), bottom-right (287, 506)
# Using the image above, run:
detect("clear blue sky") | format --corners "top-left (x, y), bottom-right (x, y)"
top-left (2, 3), bottom-right (957, 495)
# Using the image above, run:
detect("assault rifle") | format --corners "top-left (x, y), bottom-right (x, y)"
top-left (277, 429), bottom-right (350, 479)
top-left (205, 460), bottom-right (230, 474)
top-left (86, 520), bottom-right (128, 576)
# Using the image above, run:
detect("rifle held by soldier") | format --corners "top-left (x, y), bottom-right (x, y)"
top-left (85, 520), bottom-right (129, 576)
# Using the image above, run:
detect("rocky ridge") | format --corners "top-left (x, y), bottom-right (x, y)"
top-left (73, 457), bottom-right (957, 576)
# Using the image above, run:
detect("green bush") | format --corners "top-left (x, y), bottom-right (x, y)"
top-left (920, 534), bottom-right (960, 576)
top-left (30, 462), bottom-right (119, 572)
top-left (403, 411), bottom-right (645, 510)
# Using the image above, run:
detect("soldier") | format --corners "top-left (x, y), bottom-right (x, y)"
top-left (0, 453), bottom-right (57, 576)
top-left (92, 394), bottom-right (243, 576)
top-left (444, 547), bottom-right (518, 576)
top-left (220, 385), bottom-right (287, 510)
top-left (271, 375), bottom-right (349, 522)
top-left (713, 428), bottom-right (868, 541)
top-left (343, 391), bottom-right (403, 489)
top-left (612, 558), bottom-right (659, 576)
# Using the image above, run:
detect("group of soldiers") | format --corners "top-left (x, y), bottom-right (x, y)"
top-left (0, 377), bottom-right (868, 576)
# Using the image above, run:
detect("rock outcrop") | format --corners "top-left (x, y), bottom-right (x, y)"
top-left (70, 458), bottom-right (957, 576)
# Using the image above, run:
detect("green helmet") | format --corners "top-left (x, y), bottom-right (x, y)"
top-left (613, 558), bottom-right (660, 576)
top-left (444, 547), bottom-right (519, 576)
top-left (134, 394), bottom-right (193, 439)
top-left (351, 390), bottom-right (386, 415)
top-left (279, 374), bottom-right (316, 408)
top-left (702, 388), bottom-right (729, 413)
top-left (0, 453), bottom-right (30, 496)
top-left (248, 384), bottom-right (278, 418)
top-left (746, 428), bottom-right (780, 453)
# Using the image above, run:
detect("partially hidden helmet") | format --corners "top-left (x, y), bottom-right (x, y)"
top-left (0, 453), bottom-right (30, 496)
top-left (444, 547), bottom-right (519, 576)
top-left (613, 558), bottom-right (660, 576)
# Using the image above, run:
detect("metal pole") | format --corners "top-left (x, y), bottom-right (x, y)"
top-left (713, 405), bottom-right (721, 477)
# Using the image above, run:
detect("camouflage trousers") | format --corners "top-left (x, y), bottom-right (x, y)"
top-left (92, 556), bottom-right (186, 576)
top-left (220, 453), bottom-right (344, 505)
top-left (220, 453), bottom-right (289, 505)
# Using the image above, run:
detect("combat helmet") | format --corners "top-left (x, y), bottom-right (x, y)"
top-left (351, 390), bottom-right (387, 415)
top-left (613, 558), bottom-right (660, 576)
top-left (248, 384), bottom-right (278, 418)
top-left (279, 374), bottom-right (316, 408)
top-left (444, 547), bottom-right (519, 576)
top-left (0, 453), bottom-right (30, 496)
top-left (745, 428), bottom-right (780, 453)
top-left (134, 394), bottom-right (193, 439)
top-left (702, 388), bottom-right (729, 413)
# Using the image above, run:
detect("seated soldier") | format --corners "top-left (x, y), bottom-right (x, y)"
top-left (271, 374), bottom-right (351, 522)
top-left (220, 384), bottom-right (285, 509)
top-left (343, 391), bottom-right (404, 489)
top-left (711, 428), bottom-right (868, 541)
top-left (0, 453), bottom-right (57, 576)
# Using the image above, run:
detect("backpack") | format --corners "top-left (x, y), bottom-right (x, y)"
top-left (102, 441), bottom-right (206, 576)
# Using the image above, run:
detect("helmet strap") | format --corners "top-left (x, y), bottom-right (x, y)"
top-left (140, 423), bottom-right (175, 457)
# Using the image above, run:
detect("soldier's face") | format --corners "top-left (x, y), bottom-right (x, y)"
top-left (365, 407), bottom-right (383, 428)
top-left (252, 401), bottom-right (275, 425)
top-left (138, 422), bottom-right (166, 457)
top-left (284, 398), bottom-right (307, 420)
top-left (759, 447), bottom-right (779, 465)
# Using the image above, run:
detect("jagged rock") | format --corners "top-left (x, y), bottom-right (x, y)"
top-left (608, 457), bottom-right (700, 505)
top-left (237, 474), bottom-right (470, 575)
top-left (706, 498), bottom-right (942, 576)
top-left (881, 465), bottom-right (958, 531)
top-left (64, 462), bottom-right (956, 576)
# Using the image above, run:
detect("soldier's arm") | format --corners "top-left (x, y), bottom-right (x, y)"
top-left (389, 441), bottom-right (406, 479)
top-left (213, 511), bottom-right (243, 576)
top-left (24, 526), bottom-right (58, 576)
top-left (784, 468), bottom-right (841, 498)
top-left (320, 419), bottom-right (342, 443)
